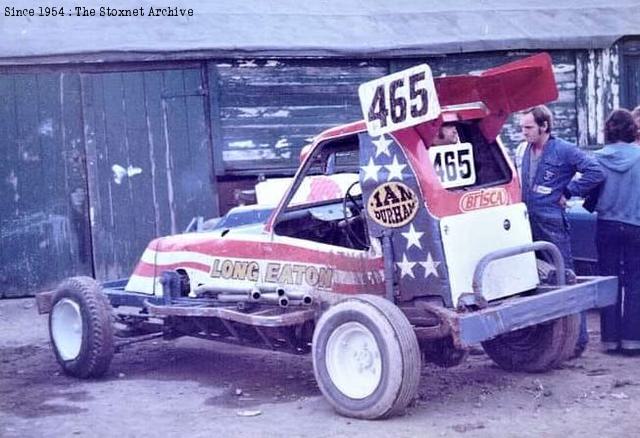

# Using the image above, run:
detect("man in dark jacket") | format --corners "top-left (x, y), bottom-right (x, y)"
top-left (516, 105), bottom-right (605, 357)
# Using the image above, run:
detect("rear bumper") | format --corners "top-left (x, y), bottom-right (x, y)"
top-left (453, 275), bottom-right (617, 347)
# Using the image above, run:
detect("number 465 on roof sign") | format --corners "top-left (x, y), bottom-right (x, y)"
top-left (358, 64), bottom-right (441, 137)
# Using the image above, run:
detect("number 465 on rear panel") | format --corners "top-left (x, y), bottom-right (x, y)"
top-left (358, 64), bottom-right (441, 137)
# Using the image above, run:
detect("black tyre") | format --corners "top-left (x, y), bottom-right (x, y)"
top-left (312, 295), bottom-right (421, 419)
top-left (553, 313), bottom-right (581, 364)
top-left (481, 315), bottom-right (579, 372)
top-left (49, 276), bottom-right (115, 378)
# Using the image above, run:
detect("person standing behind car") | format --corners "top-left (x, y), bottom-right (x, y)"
top-left (594, 109), bottom-right (640, 355)
top-left (517, 105), bottom-right (605, 358)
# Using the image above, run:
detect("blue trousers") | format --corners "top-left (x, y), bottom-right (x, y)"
top-left (530, 213), bottom-right (588, 348)
top-left (597, 220), bottom-right (640, 350)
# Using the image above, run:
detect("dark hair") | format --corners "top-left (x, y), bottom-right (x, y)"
top-left (604, 109), bottom-right (637, 143)
top-left (523, 105), bottom-right (553, 133)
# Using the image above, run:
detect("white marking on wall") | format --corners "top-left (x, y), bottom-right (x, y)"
top-left (229, 140), bottom-right (256, 149)
top-left (6, 170), bottom-right (18, 202)
top-left (111, 164), bottom-right (143, 185)
top-left (275, 138), bottom-right (290, 148)
top-left (265, 109), bottom-right (290, 118)
top-left (238, 60), bottom-right (258, 68)
top-left (223, 149), bottom-right (291, 161)
top-left (39, 119), bottom-right (53, 136)
top-left (577, 47), bottom-right (621, 146)
top-left (146, 108), bottom-right (161, 236)
top-left (161, 99), bottom-right (177, 234)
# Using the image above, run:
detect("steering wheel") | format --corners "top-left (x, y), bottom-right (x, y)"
top-left (341, 181), bottom-right (369, 249)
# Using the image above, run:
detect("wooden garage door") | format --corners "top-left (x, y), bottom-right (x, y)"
top-left (81, 68), bottom-right (218, 281)
top-left (0, 72), bottom-right (92, 297)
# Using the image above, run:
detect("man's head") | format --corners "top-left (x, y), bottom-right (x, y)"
top-left (432, 123), bottom-right (459, 145)
top-left (631, 105), bottom-right (640, 142)
top-left (520, 105), bottom-right (553, 147)
top-left (604, 108), bottom-right (637, 144)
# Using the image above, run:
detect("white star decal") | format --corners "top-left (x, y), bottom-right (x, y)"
top-left (385, 155), bottom-right (406, 181)
top-left (401, 224), bottom-right (424, 250)
top-left (361, 157), bottom-right (381, 182)
top-left (372, 135), bottom-right (392, 158)
top-left (396, 253), bottom-right (416, 279)
top-left (419, 252), bottom-right (441, 279)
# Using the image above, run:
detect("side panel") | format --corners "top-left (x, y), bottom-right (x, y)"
top-left (358, 132), bottom-right (452, 305)
top-left (125, 230), bottom-right (385, 300)
top-left (440, 203), bottom-right (539, 306)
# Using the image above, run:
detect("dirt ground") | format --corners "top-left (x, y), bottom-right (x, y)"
top-left (0, 298), bottom-right (637, 438)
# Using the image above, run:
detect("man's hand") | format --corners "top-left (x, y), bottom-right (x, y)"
top-left (559, 195), bottom-right (568, 209)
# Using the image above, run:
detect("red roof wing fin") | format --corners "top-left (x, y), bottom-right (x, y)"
top-left (428, 53), bottom-right (558, 140)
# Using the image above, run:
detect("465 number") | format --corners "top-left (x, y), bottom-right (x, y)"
top-left (429, 143), bottom-right (477, 189)
top-left (359, 64), bottom-right (440, 136)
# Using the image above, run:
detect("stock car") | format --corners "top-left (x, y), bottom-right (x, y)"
top-left (36, 53), bottom-right (616, 420)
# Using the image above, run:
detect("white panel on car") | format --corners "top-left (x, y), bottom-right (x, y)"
top-left (439, 203), bottom-right (539, 306)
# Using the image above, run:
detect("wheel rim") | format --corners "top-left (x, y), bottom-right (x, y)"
top-left (325, 321), bottom-right (382, 399)
top-left (51, 298), bottom-right (83, 361)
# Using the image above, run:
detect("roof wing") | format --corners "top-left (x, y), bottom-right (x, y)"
top-left (432, 52), bottom-right (558, 139)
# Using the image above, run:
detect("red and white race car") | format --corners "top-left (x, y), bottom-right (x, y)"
top-left (37, 53), bottom-right (617, 420)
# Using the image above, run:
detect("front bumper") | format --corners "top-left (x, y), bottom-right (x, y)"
top-left (453, 275), bottom-right (617, 347)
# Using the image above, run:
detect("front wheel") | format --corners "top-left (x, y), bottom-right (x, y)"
top-left (481, 314), bottom-right (580, 372)
top-left (312, 295), bottom-right (421, 419)
top-left (49, 276), bottom-right (115, 378)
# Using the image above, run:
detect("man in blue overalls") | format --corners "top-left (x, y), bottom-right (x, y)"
top-left (516, 105), bottom-right (605, 358)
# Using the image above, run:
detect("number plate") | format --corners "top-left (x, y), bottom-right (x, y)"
top-left (358, 64), bottom-right (441, 137)
top-left (429, 142), bottom-right (477, 189)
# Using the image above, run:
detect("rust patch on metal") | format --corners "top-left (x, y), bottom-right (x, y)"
top-left (145, 301), bottom-right (316, 328)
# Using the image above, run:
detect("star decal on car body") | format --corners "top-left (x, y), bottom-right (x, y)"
top-left (419, 252), bottom-right (441, 278)
top-left (361, 157), bottom-right (381, 182)
top-left (384, 155), bottom-right (406, 181)
top-left (396, 253), bottom-right (416, 279)
top-left (372, 134), bottom-right (392, 158)
top-left (401, 223), bottom-right (424, 250)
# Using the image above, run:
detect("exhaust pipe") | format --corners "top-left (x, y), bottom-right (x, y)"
top-left (249, 288), bottom-right (262, 301)
top-left (284, 291), bottom-right (313, 305)
top-left (194, 284), bottom-right (253, 296)
top-left (216, 294), bottom-right (250, 303)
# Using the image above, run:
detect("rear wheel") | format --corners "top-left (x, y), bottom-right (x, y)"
top-left (49, 276), bottom-right (114, 378)
top-left (481, 315), bottom-right (579, 372)
top-left (312, 295), bottom-right (421, 419)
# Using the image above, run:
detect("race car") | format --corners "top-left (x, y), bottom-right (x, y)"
top-left (36, 53), bottom-right (617, 420)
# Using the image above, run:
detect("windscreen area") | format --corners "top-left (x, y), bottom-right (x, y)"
top-left (427, 120), bottom-right (512, 191)
top-left (273, 135), bottom-right (369, 250)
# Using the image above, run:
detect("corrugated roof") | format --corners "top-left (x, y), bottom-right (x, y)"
top-left (1, 0), bottom-right (639, 63)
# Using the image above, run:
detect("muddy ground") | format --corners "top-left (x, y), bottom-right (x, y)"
top-left (0, 297), bottom-right (637, 438)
